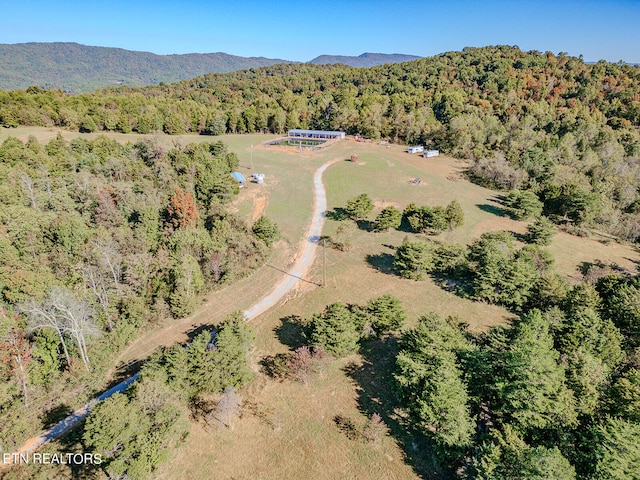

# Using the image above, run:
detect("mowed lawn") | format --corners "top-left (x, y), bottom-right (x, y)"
top-left (4, 128), bottom-right (639, 479)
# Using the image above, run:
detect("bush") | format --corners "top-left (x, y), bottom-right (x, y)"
top-left (331, 221), bottom-right (357, 251)
top-left (286, 346), bottom-right (329, 383)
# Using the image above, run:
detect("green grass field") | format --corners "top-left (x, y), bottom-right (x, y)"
top-left (4, 127), bottom-right (639, 480)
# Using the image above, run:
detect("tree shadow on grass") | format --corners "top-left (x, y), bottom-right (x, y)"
top-left (184, 323), bottom-right (216, 344)
top-left (476, 203), bottom-right (508, 217)
top-left (356, 219), bottom-right (375, 232)
top-left (343, 337), bottom-right (448, 479)
top-left (326, 207), bottom-right (348, 221)
top-left (510, 230), bottom-right (528, 242)
top-left (274, 315), bottom-right (308, 350)
top-left (366, 252), bottom-right (396, 274)
top-left (263, 315), bottom-right (311, 380)
top-left (259, 353), bottom-right (289, 380)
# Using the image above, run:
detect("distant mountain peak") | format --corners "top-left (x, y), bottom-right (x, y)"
top-left (308, 52), bottom-right (421, 68)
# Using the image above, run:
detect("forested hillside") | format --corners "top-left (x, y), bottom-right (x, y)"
top-left (0, 42), bottom-right (292, 93)
top-left (2, 46), bottom-right (640, 240)
top-left (0, 134), bottom-right (271, 450)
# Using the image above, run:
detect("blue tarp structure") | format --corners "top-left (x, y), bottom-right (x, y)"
top-left (230, 172), bottom-right (246, 183)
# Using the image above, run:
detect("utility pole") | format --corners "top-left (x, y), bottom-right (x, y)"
top-left (250, 144), bottom-right (253, 170)
top-left (323, 238), bottom-right (327, 287)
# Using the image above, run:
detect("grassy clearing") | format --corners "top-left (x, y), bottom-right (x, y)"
top-left (155, 360), bottom-right (421, 480)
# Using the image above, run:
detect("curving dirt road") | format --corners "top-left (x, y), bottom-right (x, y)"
top-left (243, 158), bottom-right (339, 319)
top-left (4, 156), bottom-right (341, 462)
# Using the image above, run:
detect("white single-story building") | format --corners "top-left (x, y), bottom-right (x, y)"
top-left (288, 129), bottom-right (345, 140)
top-left (407, 146), bottom-right (424, 154)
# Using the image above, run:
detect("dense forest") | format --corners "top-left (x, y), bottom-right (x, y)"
top-left (0, 133), bottom-right (272, 451)
top-left (2, 45), bottom-right (640, 240)
top-left (0, 43), bottom-right (419, 93)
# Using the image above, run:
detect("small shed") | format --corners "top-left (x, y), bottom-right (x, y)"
top-left (423, 149), bottom-right (440, 158)
top-left (230, 171), bottom-right (247, 188)
top-left (408, 146), bottom-right (424, 154)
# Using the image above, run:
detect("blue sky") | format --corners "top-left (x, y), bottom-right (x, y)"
top-left (2, 0), bottom-right (639, 63)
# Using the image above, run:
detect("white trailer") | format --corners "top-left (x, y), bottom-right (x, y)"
top-left (407, 146), bottom-right (424, 154)
top-left (423, 149), bottom-right (440, 158)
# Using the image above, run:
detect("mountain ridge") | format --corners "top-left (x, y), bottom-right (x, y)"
top-left (308, 52), bottom-right (421, 67)
top-left (0, 42), bottom-right (421, 93)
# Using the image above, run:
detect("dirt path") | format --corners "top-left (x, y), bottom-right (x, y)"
top-left (243, 158), bottom-right (339, 318)
top-left (3, 157), bottom-right (341, 464)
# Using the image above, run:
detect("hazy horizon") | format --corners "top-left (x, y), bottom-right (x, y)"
top-left (2, 0), bottom-right (639, 64)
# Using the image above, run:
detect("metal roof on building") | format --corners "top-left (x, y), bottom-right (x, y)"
top-left (230, 172), bottom-right (247, 182)
top-left (288, 129), bottom-right (345, 136)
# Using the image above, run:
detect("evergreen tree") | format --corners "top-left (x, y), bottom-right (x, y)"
top-left (504, 190), bottom-right (543, 220)
top-left (394, 314), bottom-right (474, 449)
top-left (344, 193), bottom-right (373, 220)
top-left (526, 216), bottom-right (556, 245)
top-left (252, 215), bottom-right (280, 246)
top-left (210, 311), bottom-right (255, 391)
top-left (83, 376), bottom-right (188, 480)
top-left (366, 294), bottom-right (406, 335)
top-left (309, 302), bottom-right (361, 357)
top-left (393, 239), bottom-right (435, 280)
top-left (597, 275), bottom-right (640, 347)
top-left (564, 348), bottom-right (609, 416)
top-left (469, 425), bottom-right (576, 480)
top-left (468, 231), bottom-right (538, 309)
top-left (558, 307), bottom-right (625, 371)
top-left (591, 416), bottom-right (640, 480)
top-left (608, 367), bottom-right (640, 422)
top-left (445, 199), bottom-right (465, 229)
top-left (496, 309), bottom-right (578, 433)
top-left (373, 206), bottom-right (402, 232)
